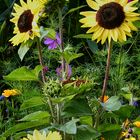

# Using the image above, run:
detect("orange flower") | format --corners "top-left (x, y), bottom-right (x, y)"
top-left (133, 121), bottom-right (140, 128)
top-left (100, 95), bottom-right (109, 103)
top-left (2, 89), bottom-right (19, 97)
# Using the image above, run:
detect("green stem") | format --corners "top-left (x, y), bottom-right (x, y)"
top-left (101, 40), bottom-right (113, 102)
top-left (37, 39), bottom-right (46, 83)
top-left (37, 38), bottom-right (55, 123)
top-left (48, 96), bottom-right (56, 123)
top-left (58, 8), bottom-right (66, 81)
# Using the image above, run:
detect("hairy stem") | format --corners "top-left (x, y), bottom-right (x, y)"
top-left (59, 8), bottom-right (66, 81)
top-left (37, 39), bottom-right (46, 83)
top-left (101, 40), bottom-right (113, 102)
top-left (37, 39), bottom-right (55, 123)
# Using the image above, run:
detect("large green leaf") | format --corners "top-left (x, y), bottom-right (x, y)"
top-left (40, 27), bottom-right (56, 41)
top-left (87, 40), bottom-right (99, 54)
top-left (18, 41), bottom-right (32, 61)
top-left (75, 125), bottom-right (101, 140)
top-left (63, 51), bottom-right (83, 64)
top-left (53, 119), bottom-right (78, 134)
top-left (1, 119), bottom-right (49, 138)
top-left (20, 96), bottom-right (45, 110)
top-left (133, 127), bottom-right (140, 135)
top-left (19, 111), bottom-right (50, 122)
top-left (3, 65), bottom-right (42, 81)
top-left (98, 124), bottom-right (121, 133)
top-left (102, 96), bottom-right (122, 111)
top-left (62, 98), bottom-right (92, 117)
top-left (60, 119), bottom-right (78, 134)
top-left (114, 105), bottom-right (134, 119)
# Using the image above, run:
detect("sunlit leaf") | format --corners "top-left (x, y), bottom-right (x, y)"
top-left (19, 111), bottom-right (50, 122)
top-left (102, 96), bottom-right (122, 111)
top-left (3, 65), bottom-right (42, 81)
top-left (20, 96), bottom-right (45, 110)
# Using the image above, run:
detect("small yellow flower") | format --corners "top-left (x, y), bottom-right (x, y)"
top-left (133, 121), bottom-right (140, 128)
top-left (21, 130), bottom-right (62, 140)
top-left (2, 89), bottom-right (19, 97)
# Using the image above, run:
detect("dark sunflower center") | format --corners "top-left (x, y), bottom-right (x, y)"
top-left (96, 2), bottom-right (125, 29)
top-left (17, 10), bottom-right (34, 33)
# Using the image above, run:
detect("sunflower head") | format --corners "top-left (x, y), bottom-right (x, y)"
top-left (80, 0), bottom-right (140, 44)
top-left (21, 130), bottom-right (62, 140)
top-left (10, 0), bottom-right (47, 46)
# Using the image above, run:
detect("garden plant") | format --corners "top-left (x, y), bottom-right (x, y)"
top-left (0, 0), bottom-right (140, 140)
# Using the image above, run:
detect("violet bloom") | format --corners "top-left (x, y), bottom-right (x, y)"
top-left (44, 33), bottom-right (61, 50)
top-left (128, 0), bottom-right (132, 2)
top-left (133, 100), bottom-right (139, 107)
top-left (43, 66), bottom-right (49, 74)
top-left (0, 95), bottom-right (5, 101)
top-left (56, 63), bottom-right (72, 79)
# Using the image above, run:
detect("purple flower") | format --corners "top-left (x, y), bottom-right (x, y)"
top-left (56, 63), bottom-right (72, 79)
top-left (43, 66), bottom-right (49, 73)
top-left (133, 101), bottom-right (139, 107)
top-left (0, 95), bottom-right (5, 101)
top-left (128, 0), bottom-right (132, 2)
top-left (44, 33), bottom-right (61, 50)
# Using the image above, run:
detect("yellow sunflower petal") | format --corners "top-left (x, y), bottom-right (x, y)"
top-left (92, 27), bottom-right (104, 40)
top-left (119, 0), bottom-right (127, 6)
top-left (101, 29), bottom-right (109, 44)
top-left (110, 29), bottom-right (118, 42)
top-left (127, 22), bottom-right (138, 31)
top-left (86, 0), bottom-right (100, 10)
top-left (121, 23), bottom-right (131, 32)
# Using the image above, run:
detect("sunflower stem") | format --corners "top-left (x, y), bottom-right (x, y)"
top-left (37, 38), bottom-right (56, 123)
top-left (37, 39), bottom-right (46, 83)
top-left (101, 40), bottom-right (113, 102)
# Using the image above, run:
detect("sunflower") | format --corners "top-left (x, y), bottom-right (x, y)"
top-left (79, 0), bottom-right (140, 44)
top-left (21, 130), bottom-right (62, 140)
top-left (10, 0), bottom-right (47, 46)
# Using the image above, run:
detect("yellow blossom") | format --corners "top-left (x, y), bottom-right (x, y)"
top-left (21, 129), bottom-right (62, 140)
top-left (133, 121), bottom-right (140, 128)
top-left (2, 89), bottom-right (19, 97)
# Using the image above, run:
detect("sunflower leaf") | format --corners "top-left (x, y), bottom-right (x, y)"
top-left (3, 65), bottom-right (42, 81)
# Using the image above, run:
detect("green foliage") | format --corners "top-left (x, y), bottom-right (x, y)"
top-left (3, 65), bottom-right (42, 81)
top-left (102, 96), bottom-right (122, 111)
top-left (20, 97), bottom-right (45, 111)
top-left (0, 0), bottom-right (140, 139)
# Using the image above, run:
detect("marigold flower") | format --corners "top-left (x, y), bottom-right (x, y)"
top-left (100, 95), bottom-right (109, 102)
top-left (2, 89), bottom-right (19, 97)
top-left (133, 121), bottom-right (140, 128)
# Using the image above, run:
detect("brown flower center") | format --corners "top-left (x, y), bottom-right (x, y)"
top-left (18, 10), bottom-right (34, 33)
top-left (96, 2), bottom-right (125, 29)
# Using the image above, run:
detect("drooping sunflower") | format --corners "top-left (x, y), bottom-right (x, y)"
top-left (10, 0), bottom-right (47, 46)
top-left (79, 0), bottom-right (140, 44)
